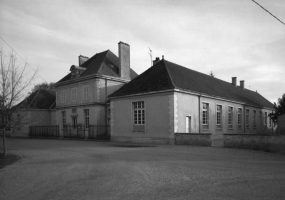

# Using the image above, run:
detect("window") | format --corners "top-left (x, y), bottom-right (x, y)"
top-left (269, 114), bottom-right (272, 127)
top-left (72, 117), bottom-right (77, 129)
top-left (253, 110), bottom-right (256, 129)
top-left (84, 109), bottom-right (89, 128)
top-left (61, 90), bottom-right (66, 103)
top-left (107, 108), bottom-right (111, 125)
top-left (228, 106), bottom-right (233, 129)
top-left (71, 88), bottom-right (77, 102)
top-left (259, 111), bottom-right (262, 126)
top-left (237, 108), bottom-right (242, 129)
top-left (133, 101), bottom-right (145, 132)
top-left (62, 111), bottom-right (66, 127)
top-left (216, 105), bottom-right (222, 129)
top-left (264, 112), bottom-right (267, 126)
top-left (83, 86), bottom-right (89, 100)
top-left (202, 103), bottom-right (209, 130)
top-left (246, 109), bottom-right (249, 129)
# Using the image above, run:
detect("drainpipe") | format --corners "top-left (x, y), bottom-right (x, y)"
top-left (105, 79), bottom-right (108, 126)
top-left (243, 105), bottom-right (246, 133)
top-left (198, 95), bottom-right (201, 134)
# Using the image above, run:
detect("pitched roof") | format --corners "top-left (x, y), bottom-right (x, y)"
top-left (57, 50), bottom-right (137, 83)
top-left (110, 59), bottom-right (273, 109)
top-left (18, 89), bottom-right (56, 109)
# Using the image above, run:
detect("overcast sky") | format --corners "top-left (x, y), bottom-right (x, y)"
top-left (0, 0), bottom-right (284, 103)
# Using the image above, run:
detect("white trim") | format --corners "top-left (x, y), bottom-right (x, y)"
top-left (131, 100), bottom-right (146, 132)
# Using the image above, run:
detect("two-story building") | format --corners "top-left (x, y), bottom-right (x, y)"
top-left (55, 42), bottom-right (138, 138)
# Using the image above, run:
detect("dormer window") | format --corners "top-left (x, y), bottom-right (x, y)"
top-left (70, 65), bottom-right (86, 79)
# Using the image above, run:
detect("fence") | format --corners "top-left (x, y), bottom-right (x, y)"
top-left (29, 125), bottom-right (60, 137)
top-left (62, 125), bottom-right (110, 139)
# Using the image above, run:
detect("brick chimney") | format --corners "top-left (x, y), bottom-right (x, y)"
top-left (118, 41), bottom-right (130, 80)
top-left (153, 57), bottom-right (160, 66)
top-left (232, 77), bottom-right (237, 86)
top-left (79, 55), bottom-right (89, 66)
top-left (240, 80), bottom-right (244, 89)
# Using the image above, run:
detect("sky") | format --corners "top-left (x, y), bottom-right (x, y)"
top-left (0, 0), bottom-right (284, 103)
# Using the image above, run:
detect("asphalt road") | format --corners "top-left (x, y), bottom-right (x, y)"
top-left (1, 138), bottom-right (285, 200)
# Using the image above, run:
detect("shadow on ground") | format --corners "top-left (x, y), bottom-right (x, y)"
top-left (0, 154), bottom-right (21, 169)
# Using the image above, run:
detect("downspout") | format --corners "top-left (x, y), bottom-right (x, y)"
top-left (198, 95), bottom-right (201, 133)
top-left (105, 79), bottom-right (108, 126)
top-left (243, 105), bottom-right (246, 133)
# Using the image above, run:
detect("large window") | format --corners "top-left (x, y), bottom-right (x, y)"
top-left (84, 109), bottom-right (89, 128)
top-left (237, 108), bottom-right (242, 129)
top-left (269, 114), bottom-right (272, 127)
top-left (259, 111), bottom-right (262, 126)
top-left (216, 105), bottom-right (222, 129)
top-left (133, 101), bottom-right (145, 132)
top-left (71, 88), bottom-right (77, 102)
top-left (83, 86), bottom-right (89, 100)
top-left (61, 90), bottom-right (66, 103)
top-left (264, 112), bottom-right (267, 126)
top-left (228, 106), bottom-right (233, 129)
top-left (246, 109), bottom-right (249, 129)
top-left (62, 111), bottom-right (66, 127)
top-left (253, 110), bottom-right (256, 129)
top-left (202, 103), bottom-right (209, 130)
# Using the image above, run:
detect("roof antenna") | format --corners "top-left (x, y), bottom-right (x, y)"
top-left (148, 47), bottom-right (152, 66)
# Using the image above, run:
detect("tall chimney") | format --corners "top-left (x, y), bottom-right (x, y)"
top-left (153, 57), bottom-right (160, 66)
top-left (232, 77), bottom-right (237, 86)
top-left (240, 80), bottom-right (244, 89)
top-left (118, 41), bottom-right (130, 80)
top-left (79, 55), bottom-right (89, 66)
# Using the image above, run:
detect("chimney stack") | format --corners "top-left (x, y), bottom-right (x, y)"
top-left (79, 55), bottom-right (89, 66)
top-left (118, 41), bottom-right (130, 80)
top-left (153, 57), bottom-right (160, 66)
top-left (240, 80), bottom-right (244, 89)
top-left (232, 77), bottom-right (237, 87)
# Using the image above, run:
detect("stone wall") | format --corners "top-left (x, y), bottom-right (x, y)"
top-left (224, 134), bottom-right (285, 153)
top-left (175, 133), bottom-right (212, 146)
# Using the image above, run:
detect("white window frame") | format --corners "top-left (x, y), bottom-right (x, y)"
top-left (246, 109), bottom-right (249, 129)
top-left (216, 105), bottom-right (222, 129)
top-left (71, 88), bottom-right (77, 102)
top-left (61, 90), bottom-right (66, 103)
top-left (202, 102), bottom-right (209, 130)
top-left (83, 85), bottom-right (89, 100)
top-left (228, 106), bottom-right (233, 129)
top-left (132, 101), bottom-right (145, 132)
top-left (237, 108), bottom-right (242, 130)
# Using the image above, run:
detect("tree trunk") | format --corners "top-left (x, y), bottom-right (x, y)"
top-left (2, 128), bottom-right (7, 156)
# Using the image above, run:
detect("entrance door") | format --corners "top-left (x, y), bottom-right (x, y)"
top-left (186, 116), bottom-right (191, 133)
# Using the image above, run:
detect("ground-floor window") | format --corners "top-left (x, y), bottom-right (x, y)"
top-left (202, 103), bottom-right (209, 130)
top-left (133, 101), bottom-right (145, 132)
top-left (228, 106), bottom-right (233, 129)
top-left (237, 108), bottom-right (242, 129)
top-left (72, 117), bottom-right (77, 129)
top-left (84, 109), bottom-right (89, 129)
top-left (253, 110), bottom-right (256, 129)
top-left (264, 112), bottom-right (267, 126)
top-left (62, 111), bottom-right (66, 127)
top-left (216, 105), bottom-right (222, 129)
top-left (246, 109), bottom-right (249, 129)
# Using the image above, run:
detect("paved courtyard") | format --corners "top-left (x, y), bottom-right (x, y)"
top-left (1, 138), bottom-right (285, 200)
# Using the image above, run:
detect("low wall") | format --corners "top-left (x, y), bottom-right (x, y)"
top-left (111, 136), bottom-right (173, 145)
top-left (224, 134), bottom-right (285, 153)
top-left (175, 133), bottom-right (212, 146)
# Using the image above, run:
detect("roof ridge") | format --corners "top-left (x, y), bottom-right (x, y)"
top-left (162, 59), bottom-right (176, 89)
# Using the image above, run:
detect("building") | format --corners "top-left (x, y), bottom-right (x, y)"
top-left (11, 89), bottom-right (56, 137)
top-left (109, 58), bottom-right (275, 145)
top-left (55, 42), bottom-right (138, 138)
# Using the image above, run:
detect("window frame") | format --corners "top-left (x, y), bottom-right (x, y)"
top-left (228, 106), bottom-right (233, 129)
top-left (71, 88), bottom-right (77, 102)
top-left (61, 90), bottom-right (66, 103)
top-left (264, 112), bottom-right (267, 126)
top-left (84, 109), bottom-right (89, 129)
top-left (253, 110), bottom-right (256, 129)
top-left (237, 108), bottom-right (242, 130)
top-left (216, 104), bottom-right (222, 129)
top-left (246, 109), bottom-right (250, 129)
top-left (132, 101), bottom-right (145, 132)
top-left (83, 85), bottom-right (90, 100)
top-left (202, 102), bottom-right (209, 130)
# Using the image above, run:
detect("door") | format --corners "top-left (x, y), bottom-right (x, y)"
top-left (186, 116), bottom-right (191, 133)
top-left (71, 116), bottom-right (77, 136)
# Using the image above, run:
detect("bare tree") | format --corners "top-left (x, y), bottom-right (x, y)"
top-left (0, 50), bottom-right (38, 156)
